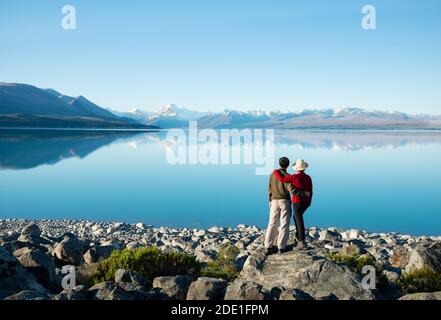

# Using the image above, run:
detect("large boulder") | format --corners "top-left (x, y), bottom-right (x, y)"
top-left (0, 247), bottom-right (49, 299)
top-left (195, 245), bottom-right (219, 263)
top-left (13, 247), bottom-right (58, 292)
top-left (391, 241), bottom-right (441, 273)
top-left (18, 223), bottom-right (51, 245)
top-left (21, 224), bottom-right (41, 237)
top-left (319, 230), bottom-right (342, 242)
top-left (153, 275), bottom-right (194, 300)
top-left (83, 246), bottom-right (114, 265)
top-left (52, 285), bottom-right (88, 300)
top-left (53, 233), bottom-right (85, 265)
top-left (399, 292), bottom-right (441, 300)
top-left (186, 277), bottom-right (228, 300)
top-left (238, 247), bottom-right (376, 300)
top-left (87, 281), bottom-right (134, 300)
top-left (114, 269), bottom-right (151, 289)
top-left (224, 281), bottom-right (266, 300)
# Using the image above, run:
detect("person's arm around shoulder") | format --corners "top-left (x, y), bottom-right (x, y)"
top-left (273, 169), bottom-right (293, 183)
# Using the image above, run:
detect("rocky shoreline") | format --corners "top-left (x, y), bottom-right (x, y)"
top-left (1, 219), bottom-right (441, 301)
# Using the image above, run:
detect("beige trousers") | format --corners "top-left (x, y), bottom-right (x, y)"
top-left (264, 199), bottom-right (292, 250)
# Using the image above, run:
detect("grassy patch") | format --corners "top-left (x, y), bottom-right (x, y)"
top-left (201, 244), bottom-right (240, 281)
top-left (397, 268), bottom-right (441, 295)
top-left (91, 246), bottom-right (201, 284)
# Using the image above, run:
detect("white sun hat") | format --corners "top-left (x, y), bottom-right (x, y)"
top-left (293, 159), bottom-right (309, 171)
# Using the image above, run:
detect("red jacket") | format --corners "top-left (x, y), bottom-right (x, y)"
top-left (273, 170), bottom-right (313, 204)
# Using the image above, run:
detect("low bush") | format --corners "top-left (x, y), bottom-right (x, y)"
top-left (201, 243), bottom-right (240, 281)
top-left (328, 252), bottom-right (376, 273)
top-left (91, 246), bottom-right (201, 284)
top-left (397, 268), bottom-right (441, 295)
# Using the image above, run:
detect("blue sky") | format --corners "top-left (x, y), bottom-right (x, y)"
top-left (1, 0), bottom-right (440, 113)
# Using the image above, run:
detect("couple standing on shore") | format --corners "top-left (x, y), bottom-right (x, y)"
top-left (265, 157), bottom-right (313, 255)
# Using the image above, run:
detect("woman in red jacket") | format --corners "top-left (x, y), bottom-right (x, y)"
top-left (273, 159), bottom-right (313, 250)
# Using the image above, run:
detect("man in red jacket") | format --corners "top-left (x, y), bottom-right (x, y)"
top-left (273, 159), bottom-right (313, 250)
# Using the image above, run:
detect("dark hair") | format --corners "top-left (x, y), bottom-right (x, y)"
top-left (279, 157), bottom-right (290, 169)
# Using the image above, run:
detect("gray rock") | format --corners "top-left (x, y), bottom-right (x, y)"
top-left (83, 246), bottom-right (114, 264)
top-left (383, 269), bottom-right (401, 283)
top-left (21, 224), bottom-right (41, 237)
top-left (53, 233), bottom-right (85, 265)
top-left (13, 247), bottom-right (58, 292)
top-left (208, 226), bottom-right (221, 234)
top-left (340, 244), bottom-right (361, 257)
top-left (52, 285), bottom-right (88, 300)
top-left (391, 241), bottom-right (441, 273)
top-left (238, 247), bottom-right (376, 300)
top-left (224, 281), bottom-right (265, 300)
top-left (195, 245), bottom-right (219, 263)
top-left (114, 269), bottom-right (151, 289)
top-left (194, 230), bottom-right (206, 237)
top-left (153, 275), bottom-right (193, 300)
top-left (235, 253), bottom-right (249, 271)
top-left (100, 239), bottom-right (123, 250)
top-left (319, 230), bottom-right (342, 242)
top-left (279, 288), bottom-right (314, 300)
top-left (126, 241), bottom-right (142, 250)
top-left (399, 292), bottom-right (441, 300)
top-left (130, 272), bottom-right (151, 289)
top-left (17, 224), bottom-right (52, 245)
top-left (4, 290), bottom-right (51, 300)
top-left (88, 281), bottom-right (134, 300)
top-left (115, 269), bottom-right (132, 283)
top-left (186, 277), bottom-right (228, 300)
top-left (405, 241), bottom-right (441, 273)
top-left (0, 247), bottom-right (48, 299)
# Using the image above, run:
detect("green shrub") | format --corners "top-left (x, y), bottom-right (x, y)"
top-left (201, 244), bottom-right (240, 281)
top-left (91, 246), bottom-right (201, 284)
top-left (328, 252), bottom-right (376, 273)
top-left (398, 268), bottom-right (441, 294)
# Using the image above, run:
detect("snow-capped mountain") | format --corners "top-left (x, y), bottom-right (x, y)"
top-left (109, 105), bottom-right (441, 129)
top-left (110, 104), bottom-right (208, 127)
top-left (110, 108), bottom-right (154, 125)
top-left (151, 104), bottom-right (206, 120)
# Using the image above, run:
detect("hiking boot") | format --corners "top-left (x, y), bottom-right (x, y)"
top-left (296, 241), bottom-right (306, 250)
top-left (278, 248), bottom-right (289, 254)
top-left (265, 246), bottom-right (277, 256)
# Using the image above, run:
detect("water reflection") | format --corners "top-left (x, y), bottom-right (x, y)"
top-left (1, 129), bottom-right (441, 170)
top-left (0, 130), bottom-right (148, 170)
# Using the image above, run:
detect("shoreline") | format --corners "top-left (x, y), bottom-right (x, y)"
top-left (1, 218), bottom-right (441, 300)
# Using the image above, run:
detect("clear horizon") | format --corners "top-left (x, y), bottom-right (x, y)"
top-left (1, 1), bottom-right (440, 114)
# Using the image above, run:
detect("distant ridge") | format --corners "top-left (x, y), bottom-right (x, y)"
top-left (0, 82), bottom-right (157, 129)
top-left (109, 105), bottom-right (441, 130)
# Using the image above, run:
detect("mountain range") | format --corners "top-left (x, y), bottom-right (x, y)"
top-left (112, 104), bottom-right (441, 130)
top-left (0, 83), bottom-right (156, 129)
top-left (2, 82), bottom-right (441, 130)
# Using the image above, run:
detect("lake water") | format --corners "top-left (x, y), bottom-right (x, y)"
top-left (1, 129), bottom-right (441, 236)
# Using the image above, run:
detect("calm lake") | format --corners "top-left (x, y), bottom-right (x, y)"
top-left (1, 129), bottom-right (440, 236)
